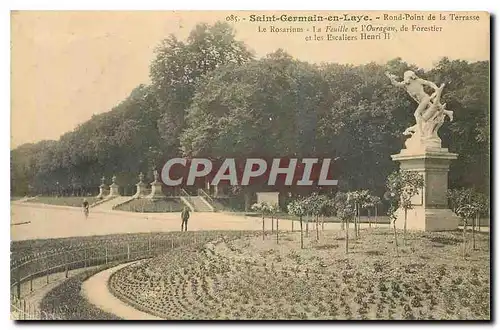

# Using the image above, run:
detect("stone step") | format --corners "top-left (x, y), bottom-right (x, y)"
top-left (92, 196), bottom-right (134, 211)
top-left (182, 196), bottom-right (214, 212)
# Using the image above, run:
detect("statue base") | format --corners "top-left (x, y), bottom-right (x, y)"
top-left (148, 181), bottom-right (165, 199)
top-left (391, 147), bottom-right (460, 231)
top-left (133, 182), bottom-right (149, 198)
top-left (109, 183), bottom-right (121, 197)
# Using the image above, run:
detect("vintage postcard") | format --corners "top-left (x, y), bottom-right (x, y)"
top-left (10, 11), bottom-right (490, 320)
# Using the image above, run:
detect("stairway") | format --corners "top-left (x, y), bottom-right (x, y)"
top-left (91, 196), bottom-right (134, 211)
top-left (182, 196), bottom-right (214, 212)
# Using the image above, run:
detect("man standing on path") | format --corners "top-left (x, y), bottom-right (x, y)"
top-left (181, 206), bottom-right (190, 231)
top-left (82, 198), bottom-right (89, 218)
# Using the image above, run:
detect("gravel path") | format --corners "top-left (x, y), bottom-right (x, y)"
top-left (11, 203), bottom-right (359, 241)
top-left (81, 262), bottom-right (162, 320)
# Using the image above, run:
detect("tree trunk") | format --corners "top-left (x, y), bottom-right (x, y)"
top-left (472, 212), bottom-right (477, 250)
top-left (477, 212), bottom-right (481, 232)
top-left (403, 208), bottom-right (407, 247)
top-left (345, 217), bottom-right (349, 254)
top-left (276, 218), bottom-right (279, 244)
top-left (368, 209), bottom-right (372, 228)
top-left (462, 218), bottom-right (467, 260)
top-left (393, 219), bottom-right (399, 257)
top-left (375, 206), bottom-right (378, 227)
top-left (262, 215), bottom-right (265, 241)
top-left (353, 205), bottom-right (357, 240)
top-left (244, 191), bottom-right (252, 212)
top-left (316, 215), bottom-right (319, 241)
top-left (357, 204), bottom-right (361, 238)
top-left (353, 205), bottom-right (357, 239)
top-left (291, 219), bottom-right (294, 232)
top-left (271, 216), bottom-right (274, 233)
top-left (306, 217), bottom-right (309, 237)
top-left (300, 216), bottom-right (304, 249)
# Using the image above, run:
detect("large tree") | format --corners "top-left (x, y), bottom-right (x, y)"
top-left (150, 22), bottom-right (254, 153)
top-left (426, 58), bottom-right (489, 193)
top-left (10, 22), bottom-right (489, 199)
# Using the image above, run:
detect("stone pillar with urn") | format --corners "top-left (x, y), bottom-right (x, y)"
top-left (134, 172), bottom-right (149, 198)
top-left (109, 175), bottom-right (121, 197)
top-left (148, 170), bottom-right (165, 199)
top-left (96, 176), bottom-right (109, 199)
top-left (386, 70), bottom-right (460, 231)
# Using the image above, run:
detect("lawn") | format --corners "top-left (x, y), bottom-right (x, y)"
top-left (109, 228), bottom-right (490, 320)
top-left (29, 197), bottom-right (98, 208)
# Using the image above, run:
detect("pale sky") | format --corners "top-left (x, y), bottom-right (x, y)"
top-left (11, 11), bottom-right (490, 149)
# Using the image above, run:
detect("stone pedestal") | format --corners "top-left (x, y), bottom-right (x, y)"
top-left (391, 146), bottom-right (460, 231)
top-left (134, 182), bottom-right (149, 198)
top-left (96, 184), bottom-right (109, 199)
top-left (148, 181), bottom-right (165, 199)
top-left (109, 183), bottom-right (121, 197)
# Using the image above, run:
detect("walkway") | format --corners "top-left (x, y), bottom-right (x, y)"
top-left (11, 202), bottom-right (360, 241)
top-left (81, 262), bottom-right (162, 320)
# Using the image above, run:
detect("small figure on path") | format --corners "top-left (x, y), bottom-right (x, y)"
top-left (181, 206), bottom-right (190, 231)
top-left (82, 198), bottom-right (89, 218)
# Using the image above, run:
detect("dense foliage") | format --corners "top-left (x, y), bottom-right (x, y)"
top-left (11, 22), bottom-right (489, 199)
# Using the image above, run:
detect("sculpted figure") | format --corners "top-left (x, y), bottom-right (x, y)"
top-left (385, 70), bottom-right (454, 149)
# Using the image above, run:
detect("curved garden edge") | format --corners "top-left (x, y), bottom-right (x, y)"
top-left (36, 260), bottom-right (161, 320)
top-left (39, 263), bottom-right (123, 320)
top-left (82, 261), bottom-right (162, 320)
top-left (107, 262), bottom-right (169, 320)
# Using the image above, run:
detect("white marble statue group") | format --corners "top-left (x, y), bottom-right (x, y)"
top-left (386, 70), bottom-right (454, 150)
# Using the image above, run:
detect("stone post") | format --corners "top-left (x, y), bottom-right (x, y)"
top-left (148, 170), bottom-right (165, 199)
top-left (134, 172), bottom-right (149, 198)
top-left (96, 176), bottom-right (109, 199)
top-left (109, 175), bottom-right (121, 197)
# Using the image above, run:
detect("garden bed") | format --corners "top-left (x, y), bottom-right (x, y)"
top-left (115, 198), bottom-right (184, 213)
top-left (39, 265), bottom-right (122, 320)
top-left (109, 228), bottom-right (490, 320)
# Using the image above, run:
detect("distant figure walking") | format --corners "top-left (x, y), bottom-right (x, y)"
top-left (181, 206), bottom-right (190, 231)
top-left (82, 198), bottom-right (89, 219)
